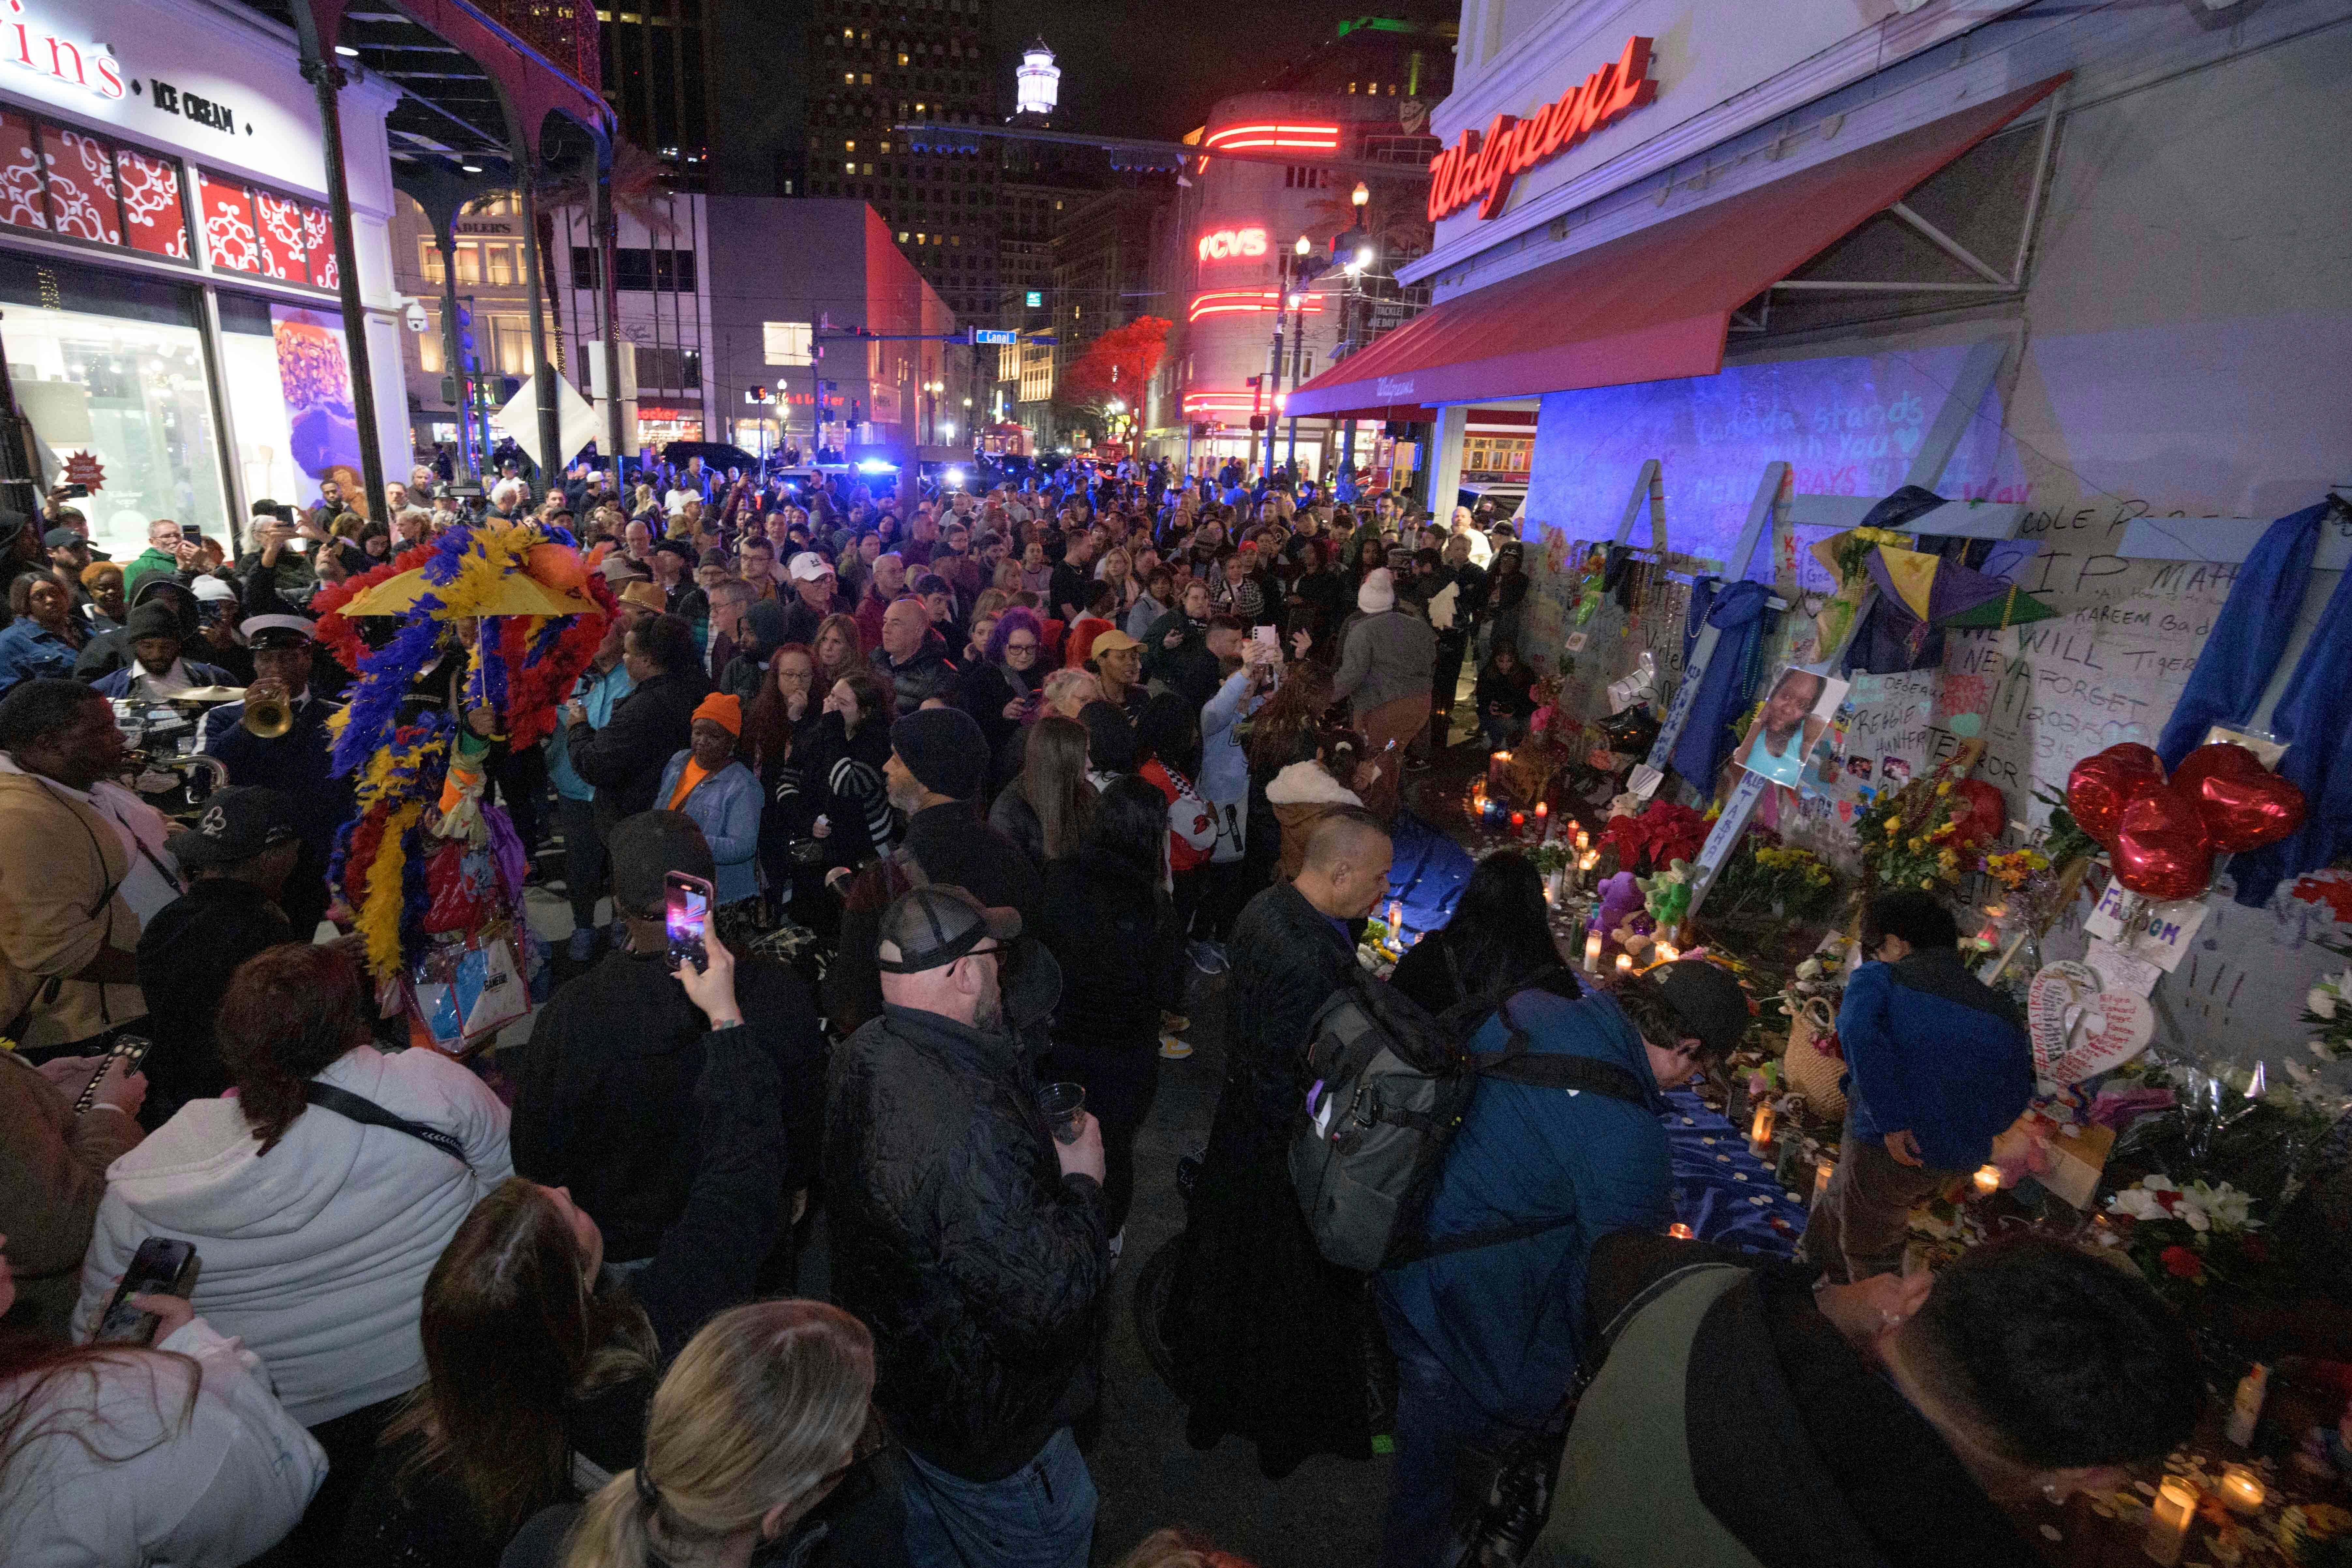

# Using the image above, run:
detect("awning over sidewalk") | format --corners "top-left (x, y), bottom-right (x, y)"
top-left (1287, 76), bottom-right (2066, 420)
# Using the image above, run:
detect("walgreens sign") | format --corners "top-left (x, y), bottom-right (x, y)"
top-left (1427, 36), bottom-right (1655, 223)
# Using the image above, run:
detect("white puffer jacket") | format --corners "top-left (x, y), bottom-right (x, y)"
top-left (74, 1043), bottom-right (513, 1426)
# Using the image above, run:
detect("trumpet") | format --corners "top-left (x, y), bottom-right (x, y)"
top-left (242, 690), bottom-right (294, 739)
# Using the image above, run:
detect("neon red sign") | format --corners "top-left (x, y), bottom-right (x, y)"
top-left (1202, 122), bottom-right (1339, 154)
top-left (1427, 36), bottom-right (1655, 223)
top-left (1188, 288), bottom-right (1324, 323)
top-left (1196, 226), bottom-right (1268, 263)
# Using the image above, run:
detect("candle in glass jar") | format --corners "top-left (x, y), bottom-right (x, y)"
top-left (2144, 1477), bottom-right (2196, 1565)
top-left (1667, 1223), bottom-right (1694, 1240)
top-left (2220, 1465), bottom-right (2264, 1514)
top-left (1654, 941), bottom-right (1679, 965)
top-left (1583, 930), bottom-right (1603, 971)
top-left (1615, 952), bottom-right (1633, 975)
top-left (1973, 1165), bottom-right (2002, 1197)
top-left (1574, 828), bottom-right (1590, 854)
top-left (1812, 1159), bottom-right (1834, 1206)
top-left (1748, 1101), bottom-right (1776, 1155)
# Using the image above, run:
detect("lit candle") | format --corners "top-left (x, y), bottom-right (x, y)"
top-left (1579, 850), bottom-right (1600, 874)
top-left (1575, 828), bottom-right (1590, 854)
top-left (1973, 1165), bottom-right (2002, 1197)
top-left (1535, 800), bottom-right (1549, 821)
top-left (1583, 930), bottom-right (1603, 971)
top-left (1615, 952), bottom-right (1633, 975)
top-left (1812, 1159), bottom-right (1835, 1206)
top-left (1654, 941), bottom-right (1679, 965)
top-left (1510, 811), bottom-right (1526, 830)
top-left (1749, 1101), bottom-right (1776, 1156)
top-left (2145, 1477), bottom-right (2197, 1566)
top-left (1667, 1223), bottom-right (1694, 1240)
top-left (2220, 1465), bottom-right (2264, 1514)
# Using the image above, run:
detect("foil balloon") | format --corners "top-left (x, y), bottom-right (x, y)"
top-left (2065, 743), bottom-right (2166, 849)
top-left (2112, 783), bottom-right (2215, 902)
top-left (2169, 742), bottom-right (2306, 853)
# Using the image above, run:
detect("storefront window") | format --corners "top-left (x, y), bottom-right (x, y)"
top-left (195, 169), bottom-right (336, 289)
top-left (0, 105), bottom-right (192, 261)
top-left (0, 256), bottom-right (228, 557)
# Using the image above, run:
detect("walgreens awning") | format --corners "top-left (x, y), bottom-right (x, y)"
top-left (1286, 77), bottom-right (2066, 421)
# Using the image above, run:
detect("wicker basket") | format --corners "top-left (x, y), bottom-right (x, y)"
top-left (1781, 996), bottom-right (1849, 1121)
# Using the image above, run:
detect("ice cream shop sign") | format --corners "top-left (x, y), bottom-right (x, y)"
top-left (2, 0), bottom-right (126, 100)
top-left (1427, 35), bottom-right (1655, 223)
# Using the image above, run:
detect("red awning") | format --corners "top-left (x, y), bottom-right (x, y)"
top-left (1287, 77), bottom-right (2066, 419)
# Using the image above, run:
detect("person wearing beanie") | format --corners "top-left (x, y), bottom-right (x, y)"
top-left (1332, 567), bottom-right (1436, 820)
top-left (89, 597), bottom-right (233, 699)
top-left (825, 704), bottom-right (1043, 1033)
top-left (653, 690), bottom-right (763, 908)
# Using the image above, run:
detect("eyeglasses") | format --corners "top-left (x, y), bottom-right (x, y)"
top-left (1005, 639), bottom-right (1038, 653)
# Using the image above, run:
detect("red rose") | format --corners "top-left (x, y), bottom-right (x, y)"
top-left (2160, 1245), bottom-right (2204, 1280)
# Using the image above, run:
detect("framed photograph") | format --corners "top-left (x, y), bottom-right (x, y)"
top-left (1735, 666), bottom-right (1850, 789)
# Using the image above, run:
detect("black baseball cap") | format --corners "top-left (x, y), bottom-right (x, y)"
top-left (876, 884), bottom-right (1020, 975)
top-left (165, 785), bottom-right (298, 868)
top-left (608, 810), bottom-right (714, 917)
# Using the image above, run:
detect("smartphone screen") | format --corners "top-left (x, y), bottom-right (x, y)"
top-left (75, 1035), bottom-right (153, 1114)
top-left (664, 871), bottom-right (713, 974)
top-left (93, 1236), bottom-right (197, 1344)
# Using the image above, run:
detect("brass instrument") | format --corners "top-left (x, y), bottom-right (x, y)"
top-left (242, 690), bottom-right (294, 739)
top-left (123, 750), bottom-right (231, 817)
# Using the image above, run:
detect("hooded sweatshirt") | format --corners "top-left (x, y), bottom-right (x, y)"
top-left (1266, 759), bottom-right (1361, 881)
top-left (73, 1042), bottom-right (514, 1426)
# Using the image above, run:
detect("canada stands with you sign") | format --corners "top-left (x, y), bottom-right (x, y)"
top-left (1427, 36), bottom-right (1657, 222)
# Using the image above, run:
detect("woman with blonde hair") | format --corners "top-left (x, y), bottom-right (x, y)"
top-left (498, 1302), bottom-right (877, 1568)
top-left (810, 611), bottom-right (863, 689)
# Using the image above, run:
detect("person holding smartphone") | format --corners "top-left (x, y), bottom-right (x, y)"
top-left (0, 1042), bottom-right (145, 1336)
top-left (0, 1232), bottom-right (327, 1563)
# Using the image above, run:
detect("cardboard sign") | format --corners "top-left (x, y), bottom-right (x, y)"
top-left (2083, 935), bottom-right (2162, 999)
top-left (2027, 960), bottom-right (2154, 1087)
top-left (2083, 883), bottom-right (2210, 974)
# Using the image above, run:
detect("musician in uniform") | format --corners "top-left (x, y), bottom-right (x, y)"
top-left (197, 614), bottom-right (354, 934)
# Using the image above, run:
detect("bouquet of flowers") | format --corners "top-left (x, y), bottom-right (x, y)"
top-left (1597, 799), bottom-right (1708, 875)
top-left (2302, 943), bottom-right (2352, 1063)
top-left (1853, 771), bottom-right (2003, 894)
top-left (1710, 832), bottom-right (1843, 921)
top-left (2103, 1174), bottom-right (2276, 1309)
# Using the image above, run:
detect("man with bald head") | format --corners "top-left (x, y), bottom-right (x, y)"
top-left (870, 593), bottom-right (957, 718)
top-left (1164, 806), bottom-right (1396, 1477)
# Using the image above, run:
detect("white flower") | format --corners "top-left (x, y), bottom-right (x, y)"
top-left (2188, 1181), bottom-right (2259, 1232)
top-left (1797, 958), bottom-right (1824, 981)
top-left (2311, 986), bottom-right (2338, 1020)
top-left (2108, 1179), bottom-right (2177, 1223)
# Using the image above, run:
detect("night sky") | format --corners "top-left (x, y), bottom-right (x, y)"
top-left (992, 0), bottom-right (1374, 142)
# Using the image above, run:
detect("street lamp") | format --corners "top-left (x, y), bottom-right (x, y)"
top-left (1294, 234), bottom-right (1312, 259)
top-left (1352, 181), bottom-right (1370, 209)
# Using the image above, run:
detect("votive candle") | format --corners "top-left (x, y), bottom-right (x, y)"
top-left (2145, 1477), bottom-right (2197, 1565)
top-left (1667, 1223), bottom-right (1694, 1240)
top-left (1615, 952), bottom-right (1633, 975)
top-left (2220, 1465), bottom-right (2264, 1514)
top-left (1749, 1101), bottom-right (1776, 1156)
top-left (1574, 828), bottom-right (1590, 854)
top-left (1583, 930), bottom-right (1603, 972)
top-left (1973, 1165), bottom-right (2002, 1197)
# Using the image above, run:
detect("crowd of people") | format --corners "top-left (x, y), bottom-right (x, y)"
top-left (0, 454), bottom-right (2204, 1568)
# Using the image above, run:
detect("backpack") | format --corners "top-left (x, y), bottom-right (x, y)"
top-left (1288, 967), bottom-right (1651, 1273)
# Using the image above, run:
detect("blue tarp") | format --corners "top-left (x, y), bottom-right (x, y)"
top-left (1662, 1089), bottom-right (1808, 1256)
top-left (1386, 807), bottom-right (1475, 938)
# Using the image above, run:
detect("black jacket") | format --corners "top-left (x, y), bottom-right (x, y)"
top-left (133, 880), bottom-right (294, 1122)
top-left (954, 659), bottom-right (1033, 778)
top-left (870, 631), bottom-right (958, 719)
top-left (828, 799), bottom-right (1043, 1033)
top-left (775, 707), bottom-right (895, 868)
top-left (511, 947), bottom-right (826, 1264)
top-left (1163, 881), bottom-right (1378, 1473)
top-left (567, 666), bottom-right (712, 816)
top-left (1035, 849), bottom-right (1183, 1049)
top-left (822, 951), bottom-right (1109, 1481)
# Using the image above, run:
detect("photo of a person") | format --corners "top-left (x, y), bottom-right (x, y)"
top-left (1734, 666), bottom-right (1848, 789)
top-left (1881, 756), bottom-right (1913, 786)
top-left (1847, 755), bottom-right (1874, 782)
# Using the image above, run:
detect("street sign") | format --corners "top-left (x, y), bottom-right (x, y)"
top-left (970, 328), bottom-right (1019, 346)
top-left (1025, 290), bottom-right (1043, 308)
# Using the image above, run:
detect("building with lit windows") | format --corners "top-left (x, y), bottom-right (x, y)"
top-left (1147, 10), bottom-right (1455, 480)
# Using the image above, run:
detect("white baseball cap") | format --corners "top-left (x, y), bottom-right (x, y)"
top-left (787, 551), bottom-right (834, 582)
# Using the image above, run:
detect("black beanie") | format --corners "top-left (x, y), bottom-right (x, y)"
top-left (889, 706), bottom-right (985, 800)
top-left (126, 600), bottom-right (182, 642)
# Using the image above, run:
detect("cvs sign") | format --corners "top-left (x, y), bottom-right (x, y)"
top-left (1196, 226), bottom-right (1267, 263)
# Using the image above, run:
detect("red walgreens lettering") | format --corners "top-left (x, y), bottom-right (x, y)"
top-left (1427, 36), bottom-right (1656, 222)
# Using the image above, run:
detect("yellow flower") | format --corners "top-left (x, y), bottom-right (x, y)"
top-left (1885, 820), bottom-right (1901, 837)
top-left (1920, 878), bottom-right (1936, 889)
top-left (1909, 836), bottom-right (1927, 852)
top-left (1935, 781), bottom-right (1952, 797)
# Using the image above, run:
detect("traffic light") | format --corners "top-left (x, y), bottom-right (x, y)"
top-left (453, 303), bottom-right (477, 370)
top-left (746, 384), bottom-right (771, 403)
top-left (1248, 415), bottom-right (1267, 432)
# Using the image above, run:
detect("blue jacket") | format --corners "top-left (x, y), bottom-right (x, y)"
top-left (0, 617), bottom-right (79, 693)
top-left (1377, 986), bottom-right (1673, 1425)
top-left (1839, 948), bottom-right (2033, 1171)
top-left (545, 661), bottom-right (636, 801)
top-left (89, 659), bottom-right (233, 699)
top-left (653, 752), bottom-right (762, 904)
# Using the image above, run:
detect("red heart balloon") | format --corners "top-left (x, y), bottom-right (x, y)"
top-left (2112, 783), bottom-right (2215, 901)
top-left (2172, 743), bottom-right (2305, 852)
top-left (2066, 744), bottom-right (2166, 849)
